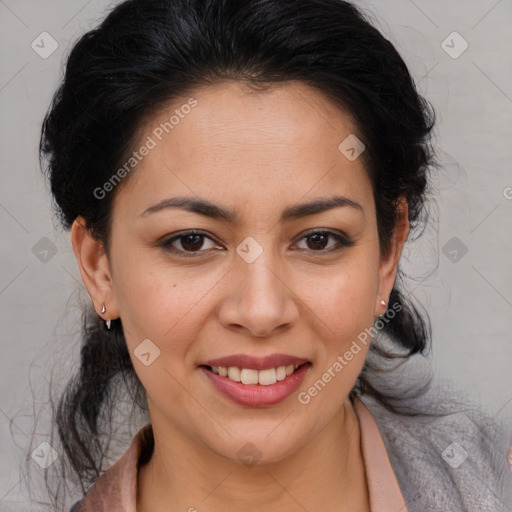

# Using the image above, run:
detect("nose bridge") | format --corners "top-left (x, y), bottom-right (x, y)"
top-left (235, 235), bottom-right (286, 304)
top-left (218, 233), bottom-right (298, 336)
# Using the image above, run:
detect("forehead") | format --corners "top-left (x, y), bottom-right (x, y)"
top-left (113, 80), bottom-right (373, 221)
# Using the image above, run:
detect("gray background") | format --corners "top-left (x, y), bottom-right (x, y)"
top-left (1, 0), bottom-right (511, 509)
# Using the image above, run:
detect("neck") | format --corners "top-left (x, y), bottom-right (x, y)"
top-left (137, 397), bottom-right (370, 512)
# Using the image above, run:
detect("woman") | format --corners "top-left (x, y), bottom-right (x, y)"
top-left (38, 0), bottom-right (512, 510)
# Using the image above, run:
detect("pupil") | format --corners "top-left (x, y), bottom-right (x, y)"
top-left (182, 234), bottom-right (203, 251)
top-left (308, 233), bottom-right (327, 250)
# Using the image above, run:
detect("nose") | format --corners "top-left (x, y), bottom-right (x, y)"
top-left (216, 249), bottom-right (299, 338)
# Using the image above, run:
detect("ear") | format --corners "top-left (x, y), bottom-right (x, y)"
top-left (374, 198), bottom-right (409, 316)
top-left (71, 216), bottom-right (120, 320)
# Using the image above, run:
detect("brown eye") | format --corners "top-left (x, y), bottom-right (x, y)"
top-left (160, 230), bottom-right (218, 256)
top-left (179, 233), bottom-right (206, 251)
top-left (305, 232), bottom-right (330, 250)
top-left (295, 230), bottom-right (354, 253)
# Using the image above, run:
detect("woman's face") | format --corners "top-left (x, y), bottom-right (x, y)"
top-left (75, 80), bottom-right (406, 464)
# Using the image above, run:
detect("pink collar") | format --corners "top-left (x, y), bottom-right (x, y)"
top-left (77, 397), bottom-right (406, 511)
top-left (353, 397), bottom-right (408, 511)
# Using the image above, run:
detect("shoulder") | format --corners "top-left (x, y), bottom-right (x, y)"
top-left (69, 500), bottom-right (82, 512)
top-left (360, 394), bottom-right (512, 512)
top-left (69, 423), bottom-right (153, 512)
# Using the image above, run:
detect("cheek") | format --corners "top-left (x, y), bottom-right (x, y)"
top-left (112, 263), bottom-right (208, 407)
top-left (296, 263), bottom-right (377, 412)
top-left (303, 254), bottom-right (378, 386)
top-left (111, 247), bottom-right (225, 373)
top-left (114, 267), bottom-right (208, 342)
top-left (302, 257), bottom-right (378, 340)
top-left (319, 279), bottom-right (376, 382)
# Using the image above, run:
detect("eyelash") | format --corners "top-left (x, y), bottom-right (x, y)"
top-left (159, 229), bottom-right (354, 258)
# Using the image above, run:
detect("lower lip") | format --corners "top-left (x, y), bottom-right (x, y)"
top-left (200, 364), bottom-right (311, 407)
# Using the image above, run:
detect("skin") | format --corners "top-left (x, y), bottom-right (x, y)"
top-left (71, 80), bottom-right (409, 512)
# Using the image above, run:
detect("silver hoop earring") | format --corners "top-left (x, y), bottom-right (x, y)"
top-left (105, 319), bottom-right (111, 330)
top-left (101, 304), bottom-right (106, 314)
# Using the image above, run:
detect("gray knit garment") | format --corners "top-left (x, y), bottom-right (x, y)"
top-left (359, 353), bottom-right (512, 512)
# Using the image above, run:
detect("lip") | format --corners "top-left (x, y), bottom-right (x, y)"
top-left (200, 353), bottom-right (310, 370)
top-left (200, 363), bottom-right (311, 407)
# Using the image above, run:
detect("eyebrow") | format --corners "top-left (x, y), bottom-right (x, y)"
top-left (139, 195), bottom-right (363, 222)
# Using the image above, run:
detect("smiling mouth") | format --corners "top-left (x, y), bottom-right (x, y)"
top-left (200, 362), bottom-right (311, 386)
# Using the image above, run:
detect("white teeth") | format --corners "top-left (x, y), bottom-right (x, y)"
top-left (240, 368), bottom-right (259, 385)
top-left (258, 368), bottom-right (276, 386)
top-left (227, 366), bottom-right (241, 382)
top-left (209, 363), bottom-right (305, 385)
top-left (276, 366), bottom-right (287, 381)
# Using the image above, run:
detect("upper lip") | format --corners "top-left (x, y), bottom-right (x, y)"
top-left (200, 354), bottom-right (310, 370)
